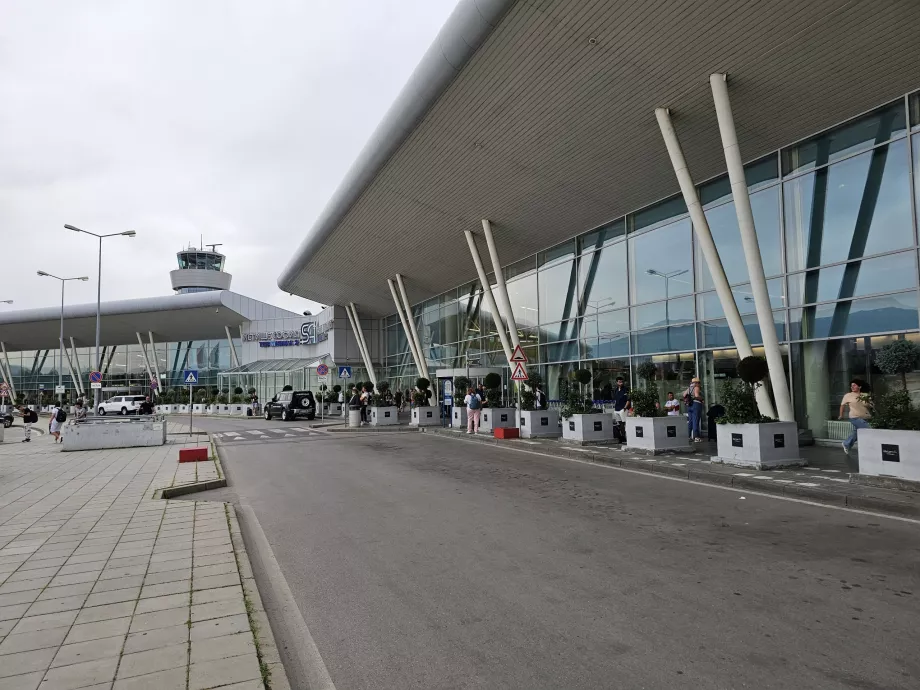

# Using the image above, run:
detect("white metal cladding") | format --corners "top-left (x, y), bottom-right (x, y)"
top-left (279, 0), bottom-right (920, 316)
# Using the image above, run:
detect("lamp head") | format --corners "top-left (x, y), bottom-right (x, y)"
top-left (37, 271), bottom-right (48, 277)
top-left (64, 224), bottom-right (81, 232)
top-left (646, 269), bottom-right (657, 276)
top-left (122, 230), bottom-right (136, 237)
top-left (78, 277), bottom-right (89, 281)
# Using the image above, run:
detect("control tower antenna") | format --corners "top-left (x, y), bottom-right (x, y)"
top-left (205, 243), bottom-right (223, 252)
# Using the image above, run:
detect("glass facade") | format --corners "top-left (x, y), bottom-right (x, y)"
top-left (381, 91), bottom-right (920, 438)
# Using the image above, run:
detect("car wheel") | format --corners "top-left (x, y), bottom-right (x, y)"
top-left (281, 409), bottom-right (291, 422)
top-left (264, 409), bottom-right (272, 421)
top-left (98, 408), bottom-right (106, 415)
top-left (120, 407), bottom-right (128, 416)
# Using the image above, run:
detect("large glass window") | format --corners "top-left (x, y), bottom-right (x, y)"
top-left (696, 185), bottom-right (782, 289)
top-left (789, 293), bottom-right (919, 340)
top-left (579, 219), bottom-right (626, 252)
top-left (628, 219), bottom-right (693, 303)
top-left (578, 241), bottom-right (626, 316)
top-left (696, 279), bottom-right (786, 320)
top-left (787, 251), bottom-right (918, 306)
top-left (784, 139), bottom-right (913, 272)
top-left (632, 324), bottom-right (695, 355)
top-left (629, 195), bottom-right (687, 234)
top-left (507, 273), bottom-right (538, 329)
top-left (698, 311), bottom-right (785, 349)
top-left (538, 255), bottom-right (577, 324)
top-left (631, 297), bottom-right (694, 330)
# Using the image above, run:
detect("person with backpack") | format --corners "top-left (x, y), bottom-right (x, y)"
top-left (49, 403), bottom-right (66, 443)
top-left (684, 377), bottom-right (704, 442)
top-left (464, 386), bottom-right (482, 434)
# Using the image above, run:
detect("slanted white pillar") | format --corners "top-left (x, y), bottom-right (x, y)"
top-left (480, 220), bottom-right (521, 351)
top-left (0, 341), bottom-right (16, 402)
top-left (147, 332), bottom-right (162, 392)
top-left (62, 342), bottom-right (83, 396)
top-left (709, 73), bottom-right (794, 422)
top-left (394, 274), bottom-right (429, 382)
top-left (69, 337), bottom-right (85, 395)
top-left (346, 303), bottom-right (377, 386)
top-left (655, 106), bottom-right (776, 418)
top-left (464, 231), bottom-right (514, 364)
top-left (388, 279), bottom-right (426, 381)
top-left (136, 333), bottom-right (155, 393)
top-left (224, 326), bottom-right (240, 369)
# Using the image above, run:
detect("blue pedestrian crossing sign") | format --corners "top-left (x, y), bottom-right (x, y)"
top-left (183, 370), bottom-right (199, 384)
top-left (338, 366), bottom-right (352, 379)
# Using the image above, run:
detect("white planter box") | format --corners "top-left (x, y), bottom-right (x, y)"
top-left (62, 417), bottom-right (167, 451)
top-left (856, 428), bottom-right (920, 482)
top-left (42, 406), bottom-right (51, 414)
top-left (712, 422), bottom-right (803, 469)
top-left (452, 407), bottom-right (468, 428)
top-left (326, 403), bottom-right (343, 416)
top-left (192, 404), bottom-right (206, 414)
top-left (410, 406), bottom-right (440, 427)
top-left (370, 406), bottom-right (399, 426)
top-left (562, 413), bottom-right (615, 443)
top-left (203, 405), bottom-right (215, 415)
top-left (216, 405), bottom-right (231, 415)
top-left (230, 404), bottom-right (248, 416)
top-left (178, 405), bottom-right (189, 414)
top-left (519, 409), bottom-right (560, 438)
top-left (479, 408), bottom-right (517, 434)
top-left (625, 416), bottom-right (691, 454)
top-left (159, 405), bottom-right (175, 415)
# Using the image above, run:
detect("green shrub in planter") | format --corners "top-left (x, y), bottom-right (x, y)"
top-left (482, 372), bottom-right (502, 408)
top-left (372, 381), bottom-right (392, 406)
top-left (231, 394), bottom-right (243, 404)
top-left (453, 376), bottom-right (471, 397)
top-left (234, 386), bottom-right (243, 395)
top-left (718, 356), bottom-right (775, 425)
top-left (630, 361), bottom-right (661, 418)
top-left (560, 369), bottom-right (597, 418)
top-left (414, 377), bottom-right (431, 406)
top-left (247, 387), bottom-right (257, 396)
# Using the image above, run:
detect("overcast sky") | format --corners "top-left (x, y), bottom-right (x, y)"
top-left (0, 0), bottom-right (457, 314)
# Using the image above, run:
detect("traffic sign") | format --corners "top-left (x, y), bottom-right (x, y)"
top-left (317, 375), bottom-right (329, 386)
top-left (338, 366), bottom-right (352, 379)
top-left (316, 364), bottom-right (329, 376)
top-left (91, 382), bottom-right (102, 390)
top-left (510, 345), bottom-right (528, 363)
top-left (183, 370), bottom-right (199, 384)
top-left (511, 362), bottom-right (529, 381)
top-left (39, 383), bottom-right (45, 390)
top-left (55, 385), bottom-right (66, 395)
top-left (89, 371), bottom-right (102, 383)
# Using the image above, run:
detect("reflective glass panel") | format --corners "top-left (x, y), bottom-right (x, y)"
top-left (629, 195), bottom-right (687, 234)
top-left (541, 320), bottom-right (579, 344)
top-left (698, 154), bottom-right (779, 206)
top-left (537, 241), bottom-right (575, 268)
top-left (914, 135), bottom-right (920, 220)
top-left (631, 324), bottom-right (695, 354)
top-left (581, 334), bottom-right (630, 360)
top-left (697, 185), bottom-right (782, 289)
top-left (789, 293), bottom-right (919, 340)
top-left (578, 241), bottom-right (626, 315)
top-left (540, 341), bottom-right (579, 363)
top-left (784, 139), bottom-right (913, 272)
top-left (628, 219), bottom-right (692, 303)
top-left (538, 258), bottom-right (577, 323)
top-left (581, 308), bottom-right (629, 338)
top-left (631, 297), bottom-right (695, 330)
top-left (696, 279), bottom-right (786, 320)
top-left (698, 311), bottom-right (785, 348)
top-left (579, 219), bottom-right (626, 252)
top-left (787, 251), bottom-right (917, 306)
top-left (782, 101), bottom-right (906, 175)
top-left (507, 273), bottom-right (538, 329)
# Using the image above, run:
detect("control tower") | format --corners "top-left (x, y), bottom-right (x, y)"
top-left (170, 243), bottom-right (232, 294)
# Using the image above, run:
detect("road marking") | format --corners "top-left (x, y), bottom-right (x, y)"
top-left (224, 432), bottom-right (241, 437)
top-left (246, 431), bottom-right (264, 436)
top-left (289, 427), bottom-right (309, 431)
top-left (798, 482), bottom-right (820, 487)
top-left (825, 477), bottom-right (850, 483)
top-left (284, 434), bottom-right (296, 437)
top-left (671, 463), bottom-right (686, 467)
top-left (821, 469), bottom-right (842, 473)
top-left (751, 475), bottom-right (772, 479)
top-left (266, 428), bottom-right (287, 434)
top-left (734, 473), bottom-right (753, 477)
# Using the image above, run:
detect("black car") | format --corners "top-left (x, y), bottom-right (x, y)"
top-left (264, 391), bottom-right (316, 422)
top-left (2, 411), bottom-right (12, 428)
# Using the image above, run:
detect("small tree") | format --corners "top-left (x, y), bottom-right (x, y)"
top-left (560, 369), bottom-right (596, 418)
top-left (247, 387), bottom-right (257, 396)
top-left (482, 372), bottom-right (502, 408)
top-left (630, 361), bottom-right (661, 418)
top-left (875, 340), bottom-right (920, 392)
top-left (453, 376), bottom-right (471, 398)
top-left (520, 371), bottom-right (543, 411)
top-left (871, 340), bottom-right (920, 430)
top-left (234, 386), bottom-right (243, 395)
top-left (414, 377), bottom-right (431, 406)
top-left (282, 384), bottom-right (293, 392)
top-left (373, 381), bottom-right (391, 406)
top-left (719, 356), bottom-right (774, 424)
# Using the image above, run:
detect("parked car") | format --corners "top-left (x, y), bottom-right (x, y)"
top-left (2, 411), bottom-right (12, 428)
top-left (264, 391), bottom-right (316, 422)
top-left (97, 395), bottom-right (147, 416)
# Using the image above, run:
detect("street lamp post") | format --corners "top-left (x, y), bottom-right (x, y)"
top-left (37, 272), bottom-right (89, 404)
top-left (646, 269), bottom-right (688, 351)
top-left (65, 225), bottom-right (136, 413)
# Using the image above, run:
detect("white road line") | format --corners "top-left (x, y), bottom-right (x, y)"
top-left (289, 427), bottom-right (309, 432)
top-left (246, 430), bottom-right (264, 436)
top-left (266, 429), bottom-right (287, 434)
top-left (798, 482), bottom-right (820, 487)
top-left (284, 434), bottom-right (296, 437)
top-left (821, 469), bottom-right (842, 473)
top-left (825, 477), bottom-right (850, 483)
top-left (734, 473), bottom-right (753, 477)
top-left (671, 463), bottom-right (686, 467)
top-left (224, 432), bottom-right (241, 437)
top-left (751, 475), bottom-right (772, 480)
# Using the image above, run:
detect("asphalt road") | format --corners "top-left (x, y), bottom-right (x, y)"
top-left (201, 429), bottom-right (920, 689)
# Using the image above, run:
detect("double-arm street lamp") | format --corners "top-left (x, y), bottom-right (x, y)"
top-left (37, 272), bottom-right (89, 403)
top-left (64, 225), bottom-right (136, 412)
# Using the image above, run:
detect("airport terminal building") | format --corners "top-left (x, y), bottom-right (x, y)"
top-left (276, 0), bottom-right (920, 439)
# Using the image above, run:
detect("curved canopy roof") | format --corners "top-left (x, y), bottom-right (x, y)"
top-left (278, 0), bottom-right (920, 316)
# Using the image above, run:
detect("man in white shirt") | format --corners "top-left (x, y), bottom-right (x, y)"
top-left (463, 387), bottom-right (482, 434)
top-left (664, 391), bottom-right (680, 416)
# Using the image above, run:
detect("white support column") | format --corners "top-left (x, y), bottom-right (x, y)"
top-left (148, 332), bottom-right (162, 392)
top-left (709, 73), bottom-right (794, 422)
top-left (346, 303), bottom-right (377, 386)
top-left (224, 326), bottom-right (240, 369)
top-left (464, 231), bottom-right (514, 364)
top-left (480, 220), bottom-right (521, 350)
top-left (655, 106), bottom-right (776, 418)
top-left (62, 341), bottom-right (82, 396)
top-left (388, 279), bottom-right (426, 381)
top-left (69, 338), bottom-right (85, 395)
top-left (0, 341), bottom-right (16, 402)
top-left (136, 332), bottom-right (155, 388)
top-left (394, 274), bottom-right (429, 381)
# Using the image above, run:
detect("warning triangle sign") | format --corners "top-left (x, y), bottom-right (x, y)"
top-left (511, 362), bottom-right (528, 381)
top-left (510, 345), bottom-right (528, 363)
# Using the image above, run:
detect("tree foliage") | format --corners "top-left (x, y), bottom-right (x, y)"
top-left (875, 339), bottom-right (920, 391)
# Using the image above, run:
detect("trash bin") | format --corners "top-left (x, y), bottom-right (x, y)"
top-left (347, 405), bottom-right (362, 428)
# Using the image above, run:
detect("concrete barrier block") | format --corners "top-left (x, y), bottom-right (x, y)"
top-left (62, 417), bottom-right (167, 451)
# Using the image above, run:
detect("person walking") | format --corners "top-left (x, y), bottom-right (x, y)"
top-left (139, 396), bottom-right (154, 415)
top-left (664, 391), bottom-right (680, 416)
top-left (20, 405), bottom-right (36, 443)
top-left (464, 387), bottom-right (482, 434)
top-left (359, 386), bottom-right (370, 425)
top-left (49, 403), bottom-right (64, 443)
top-left (840, 379), bottom-right (871, 455)
top-left (394, 390), bottom-right (403, 412)
top-left (612, 376), bottom-right (630, 442)
top-left (685, 378), bottom-right (704, 442)
top-left (535, 385), bottom-right (547, 410)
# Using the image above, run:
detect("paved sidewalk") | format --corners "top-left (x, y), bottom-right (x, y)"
top-left (0, 435), bottom-right (271, 689)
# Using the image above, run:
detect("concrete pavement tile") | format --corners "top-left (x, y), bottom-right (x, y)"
top-left (50, 635), bottom-right (125, 668)
top-left (189, 631), bottom-right (255, 665)
top-left (74, 601), bottom-right (136, 625)
top-left (148, 551), bottom-right (191, 566)
top-left (36, 655), bottom-right (119, 690)
top-left (0, 603), bottom-right (30, 621)
top-left (116, 643), bottom-right (188, 679)
top-left (193, 552), bottom-right (235, 567)
top-left (0, 619), bottom-right (17, 637)
top-left (0, 671), bottom-right (43, 690)
top-left (0, 589), bottom-right (42, 607)
top-left (122, 624), bottom-right (188, 655)
top-left (188, 652), bottom-right (261, 690)
top-left (209, 681), bottom-right (263, 690)
top-left (191, 562), bottom-right (236, 579)
top-left (0, 625), bottom-right (70, 655)
top-left (63, 552), bottom-right (111, 566)
top-left (190, 598), bottom-right (246, 622)
top-left (83, 587), bottom-right (141, 608)
top-left (24, 595), bottom-right (88, 618)
top-left (192, 573), bottom-right (239, 590)
top-left (193, 585), bottom-right (242, 605)
top-left (98, 565), bottom-right (147, 580)
top-left (112, 666), bottom-right (186, 690)
top-left (91, 575), bottom-right (144, 594)
top-left (21, 556), bottom-right (68, 569)
top-left (53, 562), bottom-right (106, 578)
top-left (0, 645), bottom-right (56, 678)
top-left (5, 566), bottom-right (60, 582)
top-left (109, 548), bottom-right (153, 561)
top-left (0, 576), bottom-right (52, 594)
top-left (189, 613), bottom-right (251, 641)
top-left (139, 568), bottom-right (189, 587)
top-left (102, 555), bottom-right (150, 570)
top-left (64, 617), bottom-right (132, 645)
top-left (10, 609), bottom-right (78, 634)
top-left (128, 607), bottom-right (189, 634)
top-left (134, 593), bottom-right (188, 616)
top-left (145, 559), bottom-right (190, 575)
top-left (139, 580), bottom-right (188, 599)
top-left (192, 544), bottom-right (232, 558)
top-left (37, 581), bottom-right (95, 600)
top-left (192, 536), bottom-right (231, 549)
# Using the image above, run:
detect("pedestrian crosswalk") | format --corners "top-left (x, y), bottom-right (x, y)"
top-left (213, 427), bottom-right (319, 442)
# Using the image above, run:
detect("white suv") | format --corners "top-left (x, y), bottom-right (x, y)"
top-left (98, 395), bottom-right (146, 416)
